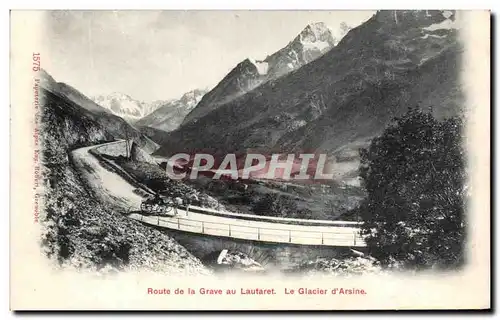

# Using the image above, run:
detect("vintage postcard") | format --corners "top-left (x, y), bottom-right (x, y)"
top-left (10, 10), bottom-right (490, 310)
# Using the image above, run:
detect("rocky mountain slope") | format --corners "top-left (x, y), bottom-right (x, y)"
top-left (39, 76), bottom-right (208, 274)
top-left (39, 69), bottom-right (112, 115)
top-left (92, 92), bottom-right (165, 122)
top-left (182, 22), bottom-right (337, 125)
top-left (156, 11), bottom-right (464, 182)
top-left (39, 70), bottom-right (159, 153)
top-left (135, 89), bottom-right (207, 132)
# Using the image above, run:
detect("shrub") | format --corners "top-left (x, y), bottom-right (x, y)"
top-left (358, 107), bottom-right (466, 270)
top-left (251, 193), bottom-right (299, 218)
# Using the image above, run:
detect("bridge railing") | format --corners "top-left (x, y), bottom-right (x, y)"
top-left (138, 214), bottom-right (366, 247)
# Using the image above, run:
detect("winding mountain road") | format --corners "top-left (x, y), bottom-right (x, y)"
top-left (71, 143), bottom-right (144, 210)
top-left (71, 140), bottom-right (366, 247)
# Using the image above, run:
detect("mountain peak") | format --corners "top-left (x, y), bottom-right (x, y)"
top-left (298, 22), bottom-right (335, 44)
top-left (181, 21), bottom-right (337, 125)
top-left (106, 92), bottom-right (135, 101)
top-left (92, 92), bottom-right (151, 121)
top-left (135, 88), bottom-right (208, 132)
top-left (161, 8), bottom-right (463, 178)
top-left (302, 22), bottom-right (330, 36)
top-left (180, 89), bottom-right (207, 105)
top-left (373, 10), bottom-right (455, 29)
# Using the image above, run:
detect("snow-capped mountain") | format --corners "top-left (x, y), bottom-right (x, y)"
top-left (181, 22), bottom-right (337, 125)
top-left (157, 10), bottom-right (463, 182)
top-left (264, 22), bottom-right (338, 78)
top-left (92, 92), bottom-right (164, 122)
top-left (135, 89), bottom-right (208, 132)
top-left (39, 70), bottom-right (159, 154)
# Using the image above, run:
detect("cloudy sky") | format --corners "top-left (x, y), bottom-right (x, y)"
top-left (43, 10), bottom-right (374, 102)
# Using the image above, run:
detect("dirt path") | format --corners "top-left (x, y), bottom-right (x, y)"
top-left (71, 141), bottom-right (143, 210)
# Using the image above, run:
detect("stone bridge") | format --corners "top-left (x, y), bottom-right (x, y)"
top-left (129, 205), bottom-right (367, 269)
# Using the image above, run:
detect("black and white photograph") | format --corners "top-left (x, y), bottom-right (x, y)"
top-left (9, 9), bottom-right (490, 310)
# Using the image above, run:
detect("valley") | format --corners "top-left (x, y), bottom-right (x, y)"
top-left (36, 10), bottom-right (466, 275)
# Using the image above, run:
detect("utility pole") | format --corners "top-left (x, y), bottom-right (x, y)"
top-left (124, 127), bottom-right (130, 159)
